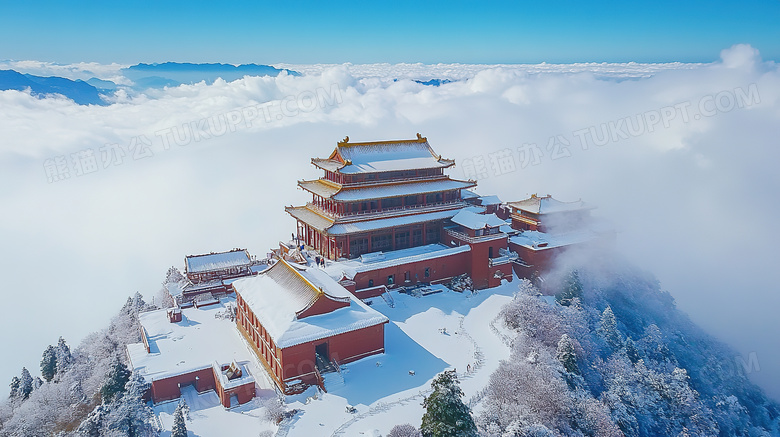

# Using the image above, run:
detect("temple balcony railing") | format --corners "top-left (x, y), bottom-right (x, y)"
top-left (444, 228), bottom-right (508, 245)
top-left (489, 248), bottom-right (519, 267)
top-left (338, 174), bottom-right (459, 187)
top-left (308, 200), bottom-right (468, 222)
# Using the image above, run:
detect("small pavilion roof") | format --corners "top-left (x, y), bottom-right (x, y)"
top-left (478, 195), bottom-right (502, 206)
top-left (311, 134), bottom-right (455, 174)
top-left (507, 194), bottom-right (593, 215)
top-left (185, 249), bottom-right (251, 274)
top-left (450, 210), bottom-right (506, 230)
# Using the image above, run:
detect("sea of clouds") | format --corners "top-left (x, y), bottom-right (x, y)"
top-left (1, 44), bottom-right (778, 400)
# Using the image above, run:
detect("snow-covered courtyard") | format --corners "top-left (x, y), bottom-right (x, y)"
top-left (152, 278), bottom-right (518, 436)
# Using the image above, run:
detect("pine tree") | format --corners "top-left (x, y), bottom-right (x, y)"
top-left (598, 306), bottom-right (622, 351)
top-left (556, 270), bottom-right (582, 306)
top-left (18, 367), bottom-right (33, 400)
top-left (556, 334), bottom-right (579, 374)
top-left (171, 401), bottom-right (187, 437)
top-left (9, 376), bottom-right (20, 398)
top-left (420, 370), bottom-right (478, 437)
top-left (56, 336), bottom-right (73, 375)
top-left (41, 345), bottom-right (58, 382)
top-left (75, 404), bottom-right (108, 437)
top-left (625, 336), bottom-right (640, 364)
top-left (165, 266), bottom-right (185, 284)
top-left (178, 397), bottom-right (190, 421)
top-left (100, 360), bottom-right (131, 404)
top-left (103, 372), bottom-right (155, 437)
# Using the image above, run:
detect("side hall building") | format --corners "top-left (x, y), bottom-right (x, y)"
top-left (232, 258), bottom-right (388, 394)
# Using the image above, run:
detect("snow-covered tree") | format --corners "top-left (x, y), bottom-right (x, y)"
top-left (598, 306), bottom-right (622, 351)
top-left (263, 396), bottom-right (286, 424)
top-left (388, 423), bottom-right (422, 437)
top-left (555, 270), bottom-right (582, 306)
top-left (177, 397), bottom-right (190, 421)
top-left (556, 334), bottom-right (579, 375)
top-left (56, 336), bottom-right (73, 375)
top-left (164, 266), bottom-right (185, 285)
top-left (9, 375), bottom-right (20, 398)
top-left (156, 268), bottom-right (182, 309)
top-left (421, 370), bottom-right (477, 437)
top-left (75, 404), bottom-right (109, 437)
top-left (624, 336), bottom-right (640, 364)
top-left (519, 424), bottom-right (556, 436)
top-left (155, 287), bottom-right (175, 309)
top-left (102, 372), bottom-right (156, 437)
top-left (18, 367), bottom-right (33, 400)
top-left (638, 324), bottom-right (671, 363)
top-left (101, 360), bottom-right (131, 404)
top-left (171, 401), bottom-right (187, 437)
top-left (41, 345), bottom-right (58, 382)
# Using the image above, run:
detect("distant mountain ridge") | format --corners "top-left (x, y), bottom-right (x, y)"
top-left (0, 63), bottom-right (300, 104)
top-left (121, 62), bottom-right (299, 88)
top-left (0, 70), bottom-right (106, 105)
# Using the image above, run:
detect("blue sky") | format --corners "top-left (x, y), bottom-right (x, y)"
top-left (1, 0), bottom-right (778, 64)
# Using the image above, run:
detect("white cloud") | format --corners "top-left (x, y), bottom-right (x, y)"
top-left (720, 43), bottom-right (762, 70)
top-left (1, 47), bottom-right (779, 400)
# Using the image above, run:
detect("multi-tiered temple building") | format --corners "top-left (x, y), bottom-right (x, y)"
top-left (286, 134), bottom-right (477, 260)
top-left (134, 134), bottom-right (612, 404)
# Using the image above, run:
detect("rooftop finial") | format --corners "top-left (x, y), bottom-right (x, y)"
top-left (343, 136), bottom-right (349, 143)
top-left (416, 133), bottom-right (422, 139)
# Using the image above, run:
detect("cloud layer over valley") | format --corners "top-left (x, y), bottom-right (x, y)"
top-left (1, 44), bottom-right (778, 400)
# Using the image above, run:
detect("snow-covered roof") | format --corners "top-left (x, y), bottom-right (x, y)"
top-left (313, 136), bottom-right (455, 174)
top-left (507, 195), bottom-right (592, 215)
top-left (186, 249), bottom-right (251, 274)
top-left (164, 280), bottom-right (186, 298)
top-left (333, 179), bottom-right (475, 202)
top-left (127, 299), bottom-right (257, 382)
top-left (326, 207), bottom-right (463, 235)
top-left (299, 178), bottom-right (474, 202)
top-left (461, 190), bottom-right (479, 199)
top-left (285, 205), bottom-right (335, 231)
top-left (232, 259), bottom-right (388, 348)
top-left (324, 243), bottom-right (471, 280)
top-left (462, 205), bottom-right (486, 214)
top-left (450, 210), bottom-right (506, 230)
top-left (478, 195), bottom-right (502, 206)
top-left (510, 228), bottom-right (603, 251)
top-left (298, 179), bottom-right (342, 198)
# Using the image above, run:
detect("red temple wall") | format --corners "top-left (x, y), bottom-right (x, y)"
top-left (149, 367), bottom-right (216, 404)
top-left (351, 250), bottom-right (470, 291)
top-left (280, 324), bottom-right (386, 385)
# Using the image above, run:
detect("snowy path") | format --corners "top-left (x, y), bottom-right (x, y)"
top-left (316, 285), bottom-right (515, 436)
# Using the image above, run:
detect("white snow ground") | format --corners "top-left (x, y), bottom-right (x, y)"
top-left (152, 277), bottom-right (518, 436)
